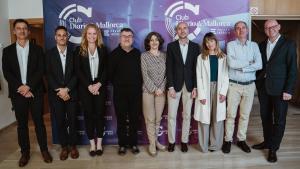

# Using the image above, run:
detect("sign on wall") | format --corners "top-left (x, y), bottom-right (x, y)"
top-left (43, 0), bottom-right (249, 145)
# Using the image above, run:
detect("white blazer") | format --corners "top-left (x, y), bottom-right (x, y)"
top-left (194, 54), bottom-right (229, 124)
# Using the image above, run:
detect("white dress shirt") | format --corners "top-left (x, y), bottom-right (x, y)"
top-left (266, 35), bottom-right (281, 61)
top-left (179, 40), bottom-right (189, 64)
top-left (16, 40), bottom-right (29, 84)
top-left (57, 46), bottom-right (67, 75)
top-left (88, 48), bottom-right (99, 81)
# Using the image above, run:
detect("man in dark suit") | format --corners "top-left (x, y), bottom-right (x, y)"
top-left (46, 26), bottom-right (79, 160)
top-left (166, 22), bottom-right (200, 152)
top-left (2, 19), bottom-right (52, 167)
top-left (253, 19), bottom-right (298, 163)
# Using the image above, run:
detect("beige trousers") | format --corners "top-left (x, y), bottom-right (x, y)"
top-left (224, 82), bottom-right (255, 142)
top-left (168, 84), bottom-right (193, 143)
top-left (143, 92), bottom-right (166, 145)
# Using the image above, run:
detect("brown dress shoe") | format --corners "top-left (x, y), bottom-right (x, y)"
top-left (41, 150), bottom-right (53, 163)
top-left (19, 152), bottom-right (30, 167)
top-left (70, 146), bottom-right (79, 159)
top-left (60, 147), bottom-right (69, 161)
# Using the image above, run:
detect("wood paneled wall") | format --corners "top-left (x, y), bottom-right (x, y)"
top-left (250, 0), bottom-right (300, 15)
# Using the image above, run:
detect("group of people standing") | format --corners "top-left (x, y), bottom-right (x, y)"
top-left (1, 18), bottom-right (297, 168)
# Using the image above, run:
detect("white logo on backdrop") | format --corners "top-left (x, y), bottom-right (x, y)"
top-left (59, 4), bottom-right (92, 44)
top-left (164, 1), bottom-right (201, 40)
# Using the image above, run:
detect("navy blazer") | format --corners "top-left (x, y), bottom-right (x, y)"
top-left (256, 36), bottom-right (298, 95)
top-left (74, 46), bottom-right (108, 92)
top-left (2, 42), bottom-right (45, 98)
top-left (45, 46), bottom-right (78, 100)
top-left (166, 40), bottom-right (200, 92)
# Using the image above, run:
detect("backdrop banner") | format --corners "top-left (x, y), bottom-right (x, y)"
top-left (43, 0), bottom-right (249, 145)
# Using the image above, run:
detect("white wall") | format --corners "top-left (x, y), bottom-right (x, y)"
top-left (0, 0), bottom-right (44, 129)
top-left (0, 0), bottom-right (16, 129)
top-left (8, 0), bottom-right (43, 19)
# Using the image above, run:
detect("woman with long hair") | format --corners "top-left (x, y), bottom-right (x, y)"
top-left (194, 32), bottom-right (229, 153)
top-left (74, 24), bottom-right (107, 157)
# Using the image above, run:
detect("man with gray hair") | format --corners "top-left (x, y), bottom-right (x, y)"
top-left (222, 21), bottom-right (262, 154)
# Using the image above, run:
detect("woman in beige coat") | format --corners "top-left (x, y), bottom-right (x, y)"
top-left (194, 32), bottom-right (229, 152)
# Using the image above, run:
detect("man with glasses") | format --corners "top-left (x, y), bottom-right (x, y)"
top-left (222, 21), bottom-right (262, 154)
top-left (253, 19), bottom-right (297, 163)
top-left (108, 28), bottom-right (142, 155)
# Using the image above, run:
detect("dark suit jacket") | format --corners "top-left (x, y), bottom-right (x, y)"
top-left (45, 46), bottom-right (77, 100)
top-left (166, 40), bottom-right (200, 92)
top-left (2, 42), bottom-right (45, 98)
top-left (256, 36), bottom-right (298, 95)
top-left (74, 46), bottom-right (108, 92)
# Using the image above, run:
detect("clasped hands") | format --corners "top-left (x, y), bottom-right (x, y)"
top-left (55, 87), bottom-right (70, 101)
top-left (88, 82), bottom-right (101, 95)
top-left (17, 85), bottom-right (34, 98)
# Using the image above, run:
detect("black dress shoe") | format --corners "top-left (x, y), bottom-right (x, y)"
top-left (19, 152), bottom-right (30, 167)
top-left (181, 142), bottom-right (188, 152)
top-left (168, 143), bottom-right (175, 152)
top-left (118, 146), bottom-right (126, 156)
top-left (89, 150), bottom-right (96, 157)
top-left (252, 142), bottom-right (267, 150)
top-left (237, 141), bottom-right (251, 153)
top-left (96, 149), bottom-right (103, 156)
top-left (222, 141), bottom-right (231, 154)
top-left (267, 150), bottom-right (277, 163)
top-left (131, 146), bottom-right (140, 154)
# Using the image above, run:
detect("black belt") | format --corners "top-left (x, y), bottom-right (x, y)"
top-left (229, 79), bottom-right (254, 85)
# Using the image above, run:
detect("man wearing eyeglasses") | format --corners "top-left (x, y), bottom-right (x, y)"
top-left (108, 28), bottom-right (142, 155)
top-left (253, 19), bottom-right (298, 163)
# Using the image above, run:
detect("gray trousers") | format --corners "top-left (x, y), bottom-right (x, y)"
top-left (198, 82), bottom-right (224, 152)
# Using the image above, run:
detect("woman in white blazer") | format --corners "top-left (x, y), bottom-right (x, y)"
top-left (194, 32), bottom-right (229, 152)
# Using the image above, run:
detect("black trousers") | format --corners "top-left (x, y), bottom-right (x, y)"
top-left (257, 86), bottom-right (288, 151)
top-left (11, 95), bottom-right (48, 154)
top-left (49, 95), bottom-right (78, 147)
top-left (113, 85), bottom-right (142, 147)
top-left (79, 86), bottom-right (106, 140)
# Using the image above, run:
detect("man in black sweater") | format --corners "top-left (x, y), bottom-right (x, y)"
top-left (108, 28), bottom-right (142, 155)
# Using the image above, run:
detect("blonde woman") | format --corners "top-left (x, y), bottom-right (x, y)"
top-left (141, 32), bottom-right (166, 156)
top-left (74, 24), bottom-right (107, 157)
top-left (194, 32), bottom-right (229, 153)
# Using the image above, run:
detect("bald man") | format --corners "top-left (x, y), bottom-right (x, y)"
top-left (166, 22), bottom-right (200, 152)
top-left (253, 19), bottom-right (298, 162)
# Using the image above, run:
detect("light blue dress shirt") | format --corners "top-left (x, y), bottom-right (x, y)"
top-left (226, 39), bottom-right (262, 82)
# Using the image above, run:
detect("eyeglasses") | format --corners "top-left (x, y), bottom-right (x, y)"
top-left (264, 24), bottom-right (279, 30)
top-left (121, 35), bottom-right (133, 39)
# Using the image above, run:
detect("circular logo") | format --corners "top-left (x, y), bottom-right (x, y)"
top-left (164, 1), bottom-right (201, 40)
top-left (59, 4), bottom-right (92, 44)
